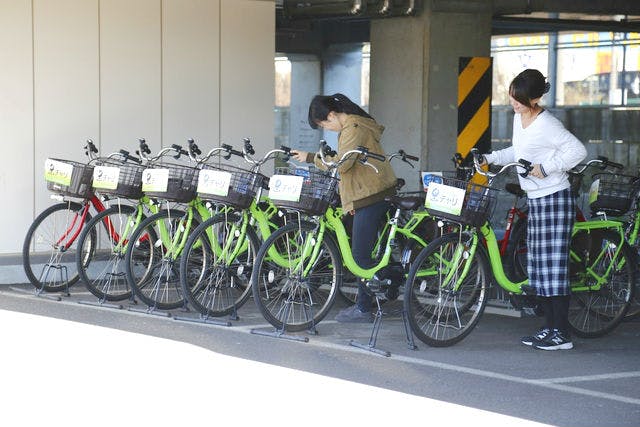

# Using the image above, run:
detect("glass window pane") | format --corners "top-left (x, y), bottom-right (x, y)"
top-left (491, 34), bottom-right (548, 105)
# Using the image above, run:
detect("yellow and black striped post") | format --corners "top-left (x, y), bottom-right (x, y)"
top-left (457, 57), bottom-right (492, 173)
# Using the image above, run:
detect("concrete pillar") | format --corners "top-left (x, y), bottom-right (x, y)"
top-left (370, 5), bottom-right (491, 190)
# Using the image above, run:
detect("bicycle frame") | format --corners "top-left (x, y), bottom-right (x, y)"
top-left (55, 194), bottom-right (108, 250)
top-left (494, 218), bottom-right (627, 291)
top-left (286, 205), bottom-right (432, 280)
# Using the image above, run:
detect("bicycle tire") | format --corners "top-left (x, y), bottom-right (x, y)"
top-left (180, 210), bottom-right (259, 317)
top-left (403, 231), bottom-right (490, 347)
top-left (22, 201), bottom-right (95, 292)
top-left (568, 228), bottom-right (635, 338)
top-left (623, 246), bottom-right (640, 319)
top-left (124, 209), bottom-right (195, 310)
top-left (76, 204), bottom-right (142, 302)
top-left (251, 220), bottom-right (341, 332)
top-left (506, 217), bottom-right (528, 282)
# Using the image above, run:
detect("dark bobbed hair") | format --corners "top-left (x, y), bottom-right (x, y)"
top-left (307, 93), bottom-right (374, 129)
top-left (509, 69), bottom-right (551, 108)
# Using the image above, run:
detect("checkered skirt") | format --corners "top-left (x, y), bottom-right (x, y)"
top-left (526, 188), bottom-right (574, 297)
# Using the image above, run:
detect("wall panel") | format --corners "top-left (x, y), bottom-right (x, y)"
top-left (0, 0), bottom-right (34, 252)
top-left (33, 0), bottom-right (99, 213)
top-left (163, 0), bottom-right (220, 150)
top-left (100, 0), bottom-right (161, 154)
top-left (220, 0), bottom-right (274, 155)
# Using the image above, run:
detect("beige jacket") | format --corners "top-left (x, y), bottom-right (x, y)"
top-left (307, 114), bottom-right (397, 213)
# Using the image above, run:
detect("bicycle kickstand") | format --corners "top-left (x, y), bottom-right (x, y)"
top-left (349, 297), bottom-right (392, 357)
top-left (250, 298), bottom-right (310, 343)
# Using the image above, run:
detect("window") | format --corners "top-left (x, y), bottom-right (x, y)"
top-left (491, 31), bottom-right (640, 106)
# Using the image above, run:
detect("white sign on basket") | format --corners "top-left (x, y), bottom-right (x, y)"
top-left (44, 159), bottom-right (73, 186)
top-left (142, 169), bottom-right (169, 192)
top-left (93, 166), bottom-right (120, 190)
top-left (588, 179), bottom-right (600, 205)
top-left (269, 174), bottom-right (304, 202)
top-left (197, 170), bottom-right (232, 196)
top-left (425, 181), bottom-right (466, 215)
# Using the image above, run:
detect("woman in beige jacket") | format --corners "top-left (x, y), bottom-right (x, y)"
top-left (292, 93), bottom-right (397, 323)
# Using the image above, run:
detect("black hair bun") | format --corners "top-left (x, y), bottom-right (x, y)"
top-left (544, 81), bottom-right (551, 94)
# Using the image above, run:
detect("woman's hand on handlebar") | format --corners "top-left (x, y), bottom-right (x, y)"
top-left (529, 164), bottom-right (545, 179)
top-left (290, 150), bottom-right (308, 163)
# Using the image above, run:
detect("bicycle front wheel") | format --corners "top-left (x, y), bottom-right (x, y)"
top-left (23, 201), bottom-right (95, 292)
top-left (180, 210), bottom-right (259, 317)
top-left (77, 204), bottom-right (140, 302)
top-left (568, 229), bottom-right (635, 338)
top-left (404, 231), bottom-right (490, 347)
top-left (124, 209), bottom-right (193, 310)
top-left (251, 220), bottom-right (341, 332)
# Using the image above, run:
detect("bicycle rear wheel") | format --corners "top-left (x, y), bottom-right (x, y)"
top-left (77, 204), bottom-right (141, 302)
top-left (568, 229), bottom-right (635, 338)
top-left (124, 209), bottom-right (193, 310)
top-left (23, 201), bottom-right (95, 292)
top-left (180, 210), bottom-right (259, 317)
top-left (251, 220), bottom-right (341, 332)
top-left (404, 231), bottom-right (490, 347)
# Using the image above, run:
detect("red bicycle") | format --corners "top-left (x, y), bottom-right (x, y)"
top-left (22, 140), bottom-right (139, 295)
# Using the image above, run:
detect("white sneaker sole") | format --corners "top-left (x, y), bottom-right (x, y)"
top-left (534, 342), bottom-right (574, 351)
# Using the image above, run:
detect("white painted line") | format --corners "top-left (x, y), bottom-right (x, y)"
top-left (3, 287), bottom-right (640, 407)
top-left (536, 371), bottom-right (640, 384)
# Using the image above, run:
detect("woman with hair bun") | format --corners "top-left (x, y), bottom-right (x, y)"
top-left (482, 69), bottom-right (587, 350)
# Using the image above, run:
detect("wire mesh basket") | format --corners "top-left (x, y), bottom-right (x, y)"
top-left (45, 158), bottom-right (94, 199)
top-left (589, 173), bottom-right (640, 215)
top-left (142, 162), bottom-right (199, 203)
top-left (91, 158), bottom-right (145, 199)
top-left (423, 174), bottom-right (498, 227)
top-left (197, 163), bottom-right (267, 209)
top-left (270, 167), bottom-right (339, 216)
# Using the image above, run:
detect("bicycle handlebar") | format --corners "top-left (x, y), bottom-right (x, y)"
top-left (317, 141), bottom-right (386, 175)
top-left (387, 149), bottom-right (419, 168)
top-left (470, 148), bottom-right (533, 179)
top-left (570, 156), bottom-right (624, 175)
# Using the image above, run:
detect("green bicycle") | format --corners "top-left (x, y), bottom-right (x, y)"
top-left (178, 139), bottom-right (292, 319)
top-left (75, 140), bottom-right (164, 304)
top-left (122, 141), bottom-right (214, 311)
top-left (250, 144), bottom-right (436, 354)
top-left (403, 149), bottom-right (636, 347)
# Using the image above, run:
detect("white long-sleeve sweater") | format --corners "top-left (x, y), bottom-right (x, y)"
top-left (484, 110), bottom-right (587, 199)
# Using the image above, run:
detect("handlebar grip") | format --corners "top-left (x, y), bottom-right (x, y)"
top-left (320, 141), bottom-right (337, 157)
top-left (118, 149), bottom-right (141, 164)
top-left (606, 160), bottom-right (624, 170)
top-left (138, 138), bottom-right (151, 155)
top-left (280, 145), bottom-right (292, 154)
top-left (367, 152), bottom-right (386, 162)
top-left (85, 139), bottom-right (99, 153)
top-left (517, 158), bottom-right (533, 177)
top-left (171, 144), bottom-right (189, 159)
top-left (470, 148), bottom-right (484, 163)
top-left (221, 144), bottom-right (243, 158)
top-left (187, 139), bottom-right (202, 156)
top-left (243, 138), bottom-right (255, 155)
top-left (401, 150), bottom-right (419, 162)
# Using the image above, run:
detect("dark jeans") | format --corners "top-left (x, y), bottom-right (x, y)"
top-left (351, 200), bottom-right (390, 312)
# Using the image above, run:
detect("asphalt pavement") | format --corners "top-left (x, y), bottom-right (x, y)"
top-left (1, 282), bottom-right (639, 427)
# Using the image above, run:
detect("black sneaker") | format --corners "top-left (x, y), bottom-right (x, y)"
top-left (534, 329), bottom-right (574, 351)
top-left (521, 328), bottom-right (551, 346)
top-left (335, 305), bottom-right (374, 323)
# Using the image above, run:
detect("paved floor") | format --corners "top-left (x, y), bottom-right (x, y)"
top-left (1, 283), bottom-right (639, 427)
